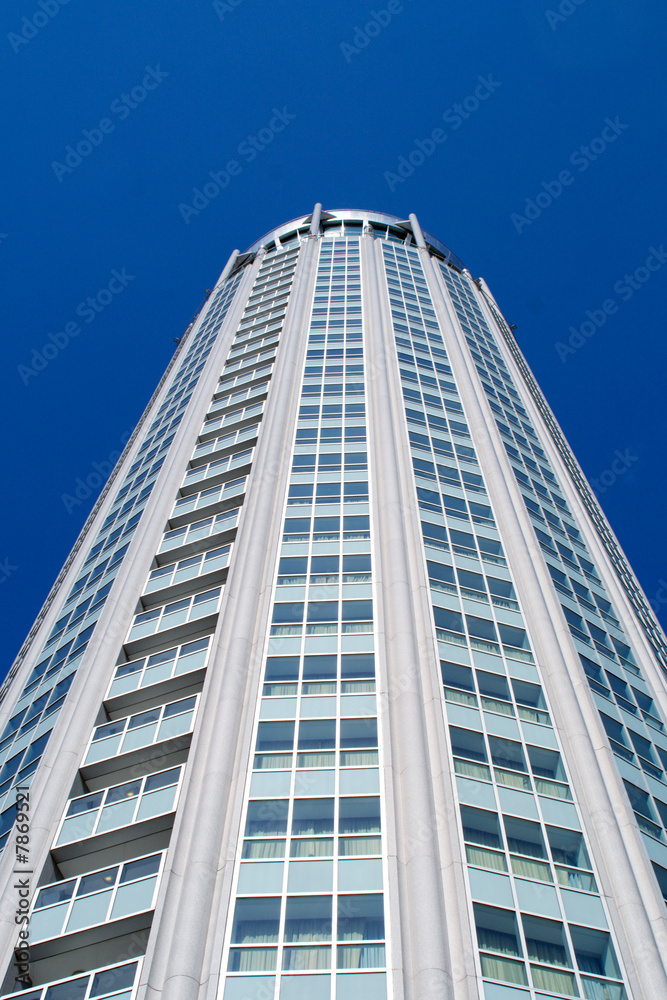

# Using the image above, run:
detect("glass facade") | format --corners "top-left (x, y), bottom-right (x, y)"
top-left (0, 210), bottom-right (665, 1000)
top-left (221, 236), bottom-right (389, 1000)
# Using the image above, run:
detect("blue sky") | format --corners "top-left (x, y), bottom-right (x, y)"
top-left (2, 0), bottom-right (666, 666)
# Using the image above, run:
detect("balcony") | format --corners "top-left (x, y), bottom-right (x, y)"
top-left (157, 508), bottom-right (239, 562)
top-left (30, 852), bottom-right (162, 944)
top-left (1, 959), bottom-right (140, 998)
top-left (52, 766), bottom-right (183, 877)
top-left (206, 384), bottom-right (267, 421)
top-left (141, 545), bottom-right (231, 606)
top-left (191, 422), bottom-right (258, 463)
top-left (105, 636), bottom-right (210, 715)
top-left (124, 588), bottom-right (222, 657)
top-left (16, 856), bottom-right (163, 987)
top-left (169, 480), bottom-right (247, 528)
top-left (80, 694), bottom-right (197, 787)
top-left (200, 402), bottom-right (264, 440)
top-left (216, 361), bottom-right (273, 393)
top-left (181, 448), bottom-right (253, 491)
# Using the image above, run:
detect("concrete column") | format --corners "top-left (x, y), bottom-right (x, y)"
top-left (408, 213), bottom-right (427, 249)
top-left (309, 202), bottom-right (323, 236)
top-left (362, 234), bottom-right (478, 1000)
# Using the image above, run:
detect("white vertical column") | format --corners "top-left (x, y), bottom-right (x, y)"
top-left (309, 202), bottom-right (323, 235)
top-left (362, 234), bottom-right (479, 1000)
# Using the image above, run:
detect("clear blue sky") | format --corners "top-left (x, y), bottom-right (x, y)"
top-left (2, 0), bottom-right (666, 667)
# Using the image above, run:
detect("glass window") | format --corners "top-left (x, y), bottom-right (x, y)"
top-left (504, 817), bottom-right (547, 859)
top-left (307, 602), bottom-right (339, 623)
top-left (298, 720), bottom-right (336, 750)
top-left (339, 798), bottom-right (381, 835)
top-left (285, 895), bottom-right (332, 942)
top-left (428, 562), bottom-right (456, 592)
top-left (292, 799), bottom-right (335, 836)
top-left (245, 800), bottom-right (289, 838)
top-left (232, 897), bottom-right (281, 943)
top-left (461, 806), bottom-right (503, 849)
top-left (337, 894), bottom-right (384, 941)
top-left (340, 719), bottom-right (377, 749)
top-left (341, 654), bottom-right (375, 679)
top-left (433, 607), bottom-right (465, 636)
top-left (278, 557), bottom-right (308, 584)
top-left (272, 603), bottom-right (304, 624)
top-left (489, 737), bottom-right (527, 773)
top-left (303, 656), bottom-right (337, 681)
top-left (265, 657), bottom-right (300, 682)
top-left (450, 727), bottom-right (487, 763)
top-left (90, 962), bottom-right (138, 998)
top-left (441, 660), bottom-right (474, 691)
top-left (474, 903), bottom-right (527, 986)
top-left (256, 722), bottom-right (294, 753)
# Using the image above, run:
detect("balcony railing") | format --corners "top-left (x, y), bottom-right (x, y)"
top-left (158, 509), bottom-right (239, 555)
top-left (106, 637), bottom-right (210, 703)
top-left (54, 766), bottom-right (182, 849)
top-left (217, 362), bottom-right (273, 391)
top-left (1, 960), bottom-right (140, 1000)
top-left (143, 546), bottom-right (231, 595)
top-left (28, 854), bottom-right (163, 946)
top-left (171, 479), bottom-right (246, 518)
top-left (182, 450), bottom-right (252, 489)
top-left (83, 696), bottom-right (198, 767)
top-left (192, 423), bottom-right (258, 462)
top-left (128, 589), bottom-right (221, 643)
top-left (202, 402), bottom-right (264, 435)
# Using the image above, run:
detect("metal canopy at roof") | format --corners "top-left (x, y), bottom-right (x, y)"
top-left (243, 208), bottom-right (465, 271)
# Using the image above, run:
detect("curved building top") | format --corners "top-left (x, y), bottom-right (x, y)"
top-left (244, 207), bottom-right (465, 272)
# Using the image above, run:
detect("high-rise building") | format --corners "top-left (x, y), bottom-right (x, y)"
top-left (1, 207), bottom-right (666, 1000)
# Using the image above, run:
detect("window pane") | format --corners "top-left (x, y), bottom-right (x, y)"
top-left (337, 894), bottom-right (384, 940)
top-left (284, 895), bottom-right (333, 942)
top-left (232, 897), bottom-right (281, 943)
top-left (110, 877), bottom-right (158, 920)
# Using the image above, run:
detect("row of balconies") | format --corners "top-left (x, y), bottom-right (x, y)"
top-left (2, 383), bottom-right (259, 997)
top-left (2, 286), bottom-right (308, 994)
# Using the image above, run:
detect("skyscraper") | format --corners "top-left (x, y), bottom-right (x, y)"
top-left (1, 207), bottom-right (666, 1000)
